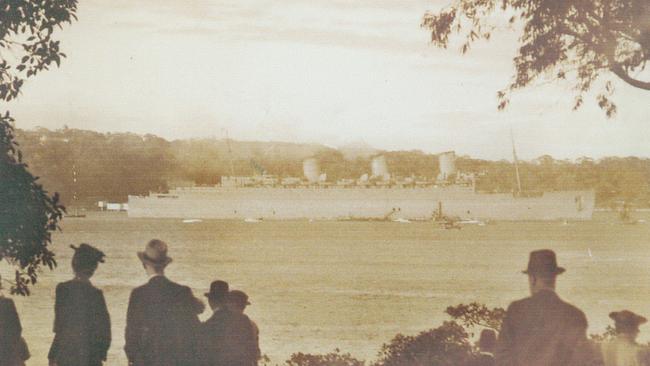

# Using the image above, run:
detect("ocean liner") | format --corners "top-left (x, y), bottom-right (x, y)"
top-left (127, 152), bottom-right (595, 221)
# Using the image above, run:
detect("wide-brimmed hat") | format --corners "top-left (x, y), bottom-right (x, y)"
top-left (522, 249), bottom-right (565, 276)
top-left (227, 290), bottom-right (251, 306)
top-left (610, 310), bottom-right (647, 332)
top-left (205, 280), bottom-right (229, 301)
top-left (137, 239), bottom-right (173, 266)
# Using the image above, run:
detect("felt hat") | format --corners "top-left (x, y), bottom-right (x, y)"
top-left (205, 280), bottom-right (229, 301)
top-left (523, 249), bottom-right (565, 276)
top-left (137, 239), bottom-right (172, 266)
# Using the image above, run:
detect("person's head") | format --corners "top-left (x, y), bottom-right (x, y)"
top-left (610, 310), bottom-right (647, 340)
top-left (478, 329), bottom-right (497, 354)
top-left (71, 243), bottom-right (106, 279)
top-left (226, 290), bottom-right (251, 313)
top-left (137, 239), bottom-right (172, 275)
top-left (205, 280), bottom-right (229, 311)
top-left (523, 249), bottom-right (564, 295)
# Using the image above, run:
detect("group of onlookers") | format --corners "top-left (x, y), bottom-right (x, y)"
top-left (0, 239), bottom-right (259, 366)
top-left (123, 239), bottom-right (260, 366)
top-left (0, 243), bottom-right (649, 366)
top-left (467, 249), bottom-right (650, 366)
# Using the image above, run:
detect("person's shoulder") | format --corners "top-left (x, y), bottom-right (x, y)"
top-left (204, 310), bottom-right (228, 326)
top-left (164, 279), bottom-right (201, 306)
top-left (130, 281), bottom-right (149, 297)
top-left (558, 298), bottom-right (587, 325)
top-left (165, 280), bottom-right (194, 298)
top-left (506, 296), bottom-right (533, 313)
top-left (56, 279), bottom-right (76, 290)
top-left (236, 313), bottom-right (257, 329)
top-left (158, 277), bottom-right (185, 290)
top-left (55, 280), bottom-right (80, 296)
top-left (90, 284), bottom-right (104, 296)
top-left (0, 296), bottom-right (14, 306)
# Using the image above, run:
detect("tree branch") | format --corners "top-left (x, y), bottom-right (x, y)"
top-left (610, 64), bottom-right (650, 90)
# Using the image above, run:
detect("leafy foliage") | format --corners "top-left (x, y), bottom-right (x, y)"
top-left (0, 0), bottom-right (77, 295)
top-left (445, 302), bottom-right (506, 332)
top-left (0, 117), bottom-right (64, 295)
top-left (422, 0), bottom-right (650, 117)
top-left (589, 325), bottom-right (617, 343)
top-left (372, 321), bottom-right (473, 366)
top-left (268, 302), bottom-right (621, 366)
top-left (0, 0), bottom-right (77, 100)
top-left (371, 303), bottom-right (505, 365)
top-left (285, 349), bottom-right (365, 366)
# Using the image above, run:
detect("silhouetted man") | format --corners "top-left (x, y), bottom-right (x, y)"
top-left (124, 239), bottom-right (204, 366)
top-left (601, 310), bottom-right (650, 366)
top-left (214, 290), bottom-right (261, 366)
top-left (198, 280), bottom-right (229, 366)
top-left (496, 249), bottom-right (597, 366)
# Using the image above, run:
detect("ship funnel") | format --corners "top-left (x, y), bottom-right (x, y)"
top-left (437, 151), bottom-right (457, 181)
top-left (303, 158), bottom-right (320, 184)
top-left (371, 155), bottom-right (390, 181)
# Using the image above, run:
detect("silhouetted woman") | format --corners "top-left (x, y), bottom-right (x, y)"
top-left (0, 293), bottom-right (29, 366)
top-left (48, 244), bottom-right (111, 366)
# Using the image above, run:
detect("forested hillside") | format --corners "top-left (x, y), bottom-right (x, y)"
top-left (15, 127), bottom-right (650, 208)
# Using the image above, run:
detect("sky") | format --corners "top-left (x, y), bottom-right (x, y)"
top-left (7, 0), bottom-right (650, 160)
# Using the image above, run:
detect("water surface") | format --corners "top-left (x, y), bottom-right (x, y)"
top-left (9, 212), bottom-right (650, 364)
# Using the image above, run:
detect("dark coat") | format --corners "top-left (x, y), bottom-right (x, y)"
top-left (0, 297), bottom-right (27, 366)
top-left (496, 289), bottom-right (596, 366)
top-left (124, 276), bottom-right (203, 366)
top-left (48, 279), bottom-right (111, 366)
top-left (199, 309), bottom-right (260, 366)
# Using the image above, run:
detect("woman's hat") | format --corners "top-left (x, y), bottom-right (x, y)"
top-left (137, 239), bottom-right (173, 266)
top-left (610, 310), bottom-right (647, 332)
top-left (71, 243), bottom-right (106, 264)
top-left (205, 280), bottom-right (229, 301)
top-left (522, 249), bottom-right (565, 276)
top-left (227, 290), bottom-right (251, 306)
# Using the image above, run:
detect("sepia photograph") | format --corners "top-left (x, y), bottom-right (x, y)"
top-left (1, 0), bottom-right (649, 365)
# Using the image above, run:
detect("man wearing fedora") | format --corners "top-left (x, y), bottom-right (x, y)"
top-left (496, 249), bottom-right (597, 366)
top-left (198, 280), bottom-right (230, 366)
top-left (601, 310), bottom-right (650, 366)
top-left (124, 239), bottom-right (205, 366)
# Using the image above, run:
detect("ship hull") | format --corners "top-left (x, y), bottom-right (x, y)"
top-left (128, 187), bottom-right (595, 221)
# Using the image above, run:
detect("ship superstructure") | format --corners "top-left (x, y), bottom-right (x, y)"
top-left (128, 152), bottom-right (595, 221)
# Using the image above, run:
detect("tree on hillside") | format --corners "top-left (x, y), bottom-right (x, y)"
top-left (422, 0), bottom-right (650, 117)
top-left (0, 0), bottom-right (77, 295)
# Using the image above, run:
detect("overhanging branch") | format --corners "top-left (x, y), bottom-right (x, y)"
top-left (610, 64), bottom-right (650, 90)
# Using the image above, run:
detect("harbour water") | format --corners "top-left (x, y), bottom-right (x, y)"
top-left (8, 211), bottom-right (650, 365)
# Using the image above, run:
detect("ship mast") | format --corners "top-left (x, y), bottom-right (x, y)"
top-left (224, 129), bottom-right (235, 177)
top-left (510, 128), bottom-right (522, 196)
top-left (73, 163), bottom-right (78, 216)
